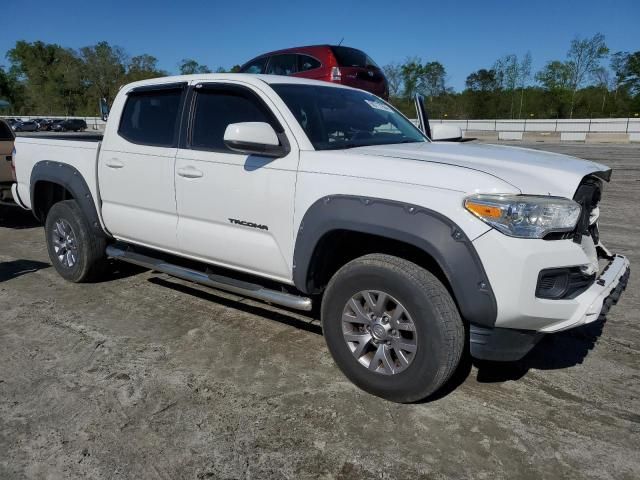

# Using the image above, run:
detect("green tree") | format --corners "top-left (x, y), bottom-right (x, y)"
top-left (7, 40), bottom-right (84, 114)
top-left (565, 33), bottom-right (609, 117)
top-left (79, 41), bottom-right (127, 107)
top-left (126, 54), bottom-right (166, 83)
top-left (178, 58), bottom-right (211, 75)
top-left (382, 63), bottom-right (403, 98)
top-left (400, 57), bottom-right (423, 98)
top-left (612, 51), bottom-right (640, 96)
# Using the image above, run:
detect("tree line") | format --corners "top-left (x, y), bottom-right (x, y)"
top-left (0, 34), bottom-right (638, 119)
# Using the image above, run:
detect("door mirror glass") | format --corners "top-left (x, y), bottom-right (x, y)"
top-left (100, 97), bottom-right (110, 121)
top-left (431, 124), bottom-right (463, 142)
top-left (223, 122), bottom-right (287, 157)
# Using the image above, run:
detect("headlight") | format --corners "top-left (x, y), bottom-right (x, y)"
top-left (464, 194), bottom-right (581, 239)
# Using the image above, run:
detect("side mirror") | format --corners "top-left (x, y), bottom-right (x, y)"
top-left (99, 98), bottom-right (110, 122)
top-left (431, 124), bottom-right (463, 142)
top-left (413, 94), bottom-right (431, 138)
top-left (224, 122), bottom-right (288, 157)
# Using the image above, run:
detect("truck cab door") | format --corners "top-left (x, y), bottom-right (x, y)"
top-left (99, 83), bottom-right (186, 250)
top-left (174, 82), bottom-right (298, 283)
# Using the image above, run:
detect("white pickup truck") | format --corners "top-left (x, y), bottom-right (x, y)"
top-left (12, 74), bottom-right (630, 402)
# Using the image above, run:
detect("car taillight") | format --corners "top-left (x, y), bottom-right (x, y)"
top-left (330, 66), bottom-right (342, 82)
top-left (10, 147), bottom-right (16, 182)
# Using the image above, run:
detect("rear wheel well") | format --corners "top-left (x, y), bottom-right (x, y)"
top-left (32, 181), bottom-right (74, 221)
top-left (305, 230), bottom-right (452, 298)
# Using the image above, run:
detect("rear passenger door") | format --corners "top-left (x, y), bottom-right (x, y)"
top-left (99, 83), bottom-right (186, 250)
top-left (174, 82), bottom-right (298, 282)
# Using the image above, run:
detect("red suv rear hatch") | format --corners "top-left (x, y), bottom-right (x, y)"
top-left (329, 46), bottom-right (388, 98)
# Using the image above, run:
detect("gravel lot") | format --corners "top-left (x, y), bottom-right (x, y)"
top-left (1, 143), bottom-right (639, 480)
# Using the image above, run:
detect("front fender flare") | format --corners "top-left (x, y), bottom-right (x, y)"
top-left (293, 195), bottom-right (497, 327)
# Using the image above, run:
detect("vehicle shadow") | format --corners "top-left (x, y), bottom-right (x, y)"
top-left (0, 206), bottom-right (41, 229)
top-left (0, 259), bottom-right (50, 283)
top-left (147, 276), bottom-right (323, 336)
top-left (474, 318), bottom-right (607, 383)
top-left (103, 260), bottom-right (149, 282)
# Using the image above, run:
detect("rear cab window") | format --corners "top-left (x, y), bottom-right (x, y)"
top-left (118, 85), bottom-right (184, 146)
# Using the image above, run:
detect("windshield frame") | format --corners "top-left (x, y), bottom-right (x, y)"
top-left (271, 83), bottom-right (429, 151)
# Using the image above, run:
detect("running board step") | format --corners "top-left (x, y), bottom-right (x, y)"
top-left (106, 245), bottom-right (312, 311)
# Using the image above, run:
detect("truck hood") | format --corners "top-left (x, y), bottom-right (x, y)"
top-left (350, 142), bottom-right (611, 198)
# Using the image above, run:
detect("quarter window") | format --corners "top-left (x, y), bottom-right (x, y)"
top-left (190, 87), bottom-right (280, 152)
top-left (118, 88), bottom-right (183, 146)
top-left (298, 55), bottom-right (321, 72)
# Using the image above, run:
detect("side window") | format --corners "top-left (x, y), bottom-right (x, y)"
top-left (190, 88), bottom-right (280, 152)
top-left (298, 55), bottom-right (321, 72)
top-left (118, 89), bottom-right (183, 146)
top-left (240, 57), bottom-right (267, 74)
top-left (266, 54), bottom-right (298, 76)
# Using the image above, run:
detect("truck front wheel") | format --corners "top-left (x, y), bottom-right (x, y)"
top-left (321, 254), bottom-right (464, 403)
top-left (45, 200), bottom-right (107, 282)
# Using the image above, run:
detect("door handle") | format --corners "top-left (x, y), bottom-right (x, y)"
top-left (105, 158), bottom-right (124, 169)
top-left (177, 167), bottom-right (204, 179)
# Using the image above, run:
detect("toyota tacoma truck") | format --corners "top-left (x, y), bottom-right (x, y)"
top-left (12, 74), bottom-right (630, 402)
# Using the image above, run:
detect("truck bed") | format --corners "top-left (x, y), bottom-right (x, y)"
top-left (13, 135), bottom-right (101, 211)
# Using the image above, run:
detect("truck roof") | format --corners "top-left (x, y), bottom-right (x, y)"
top-left (121, 73), bottom-right (357, 92)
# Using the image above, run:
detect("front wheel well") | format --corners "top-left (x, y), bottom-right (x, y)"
top-left (32, 180), bottom-right (74, 221)
top-left (304, 230), bottom-right (452, 298)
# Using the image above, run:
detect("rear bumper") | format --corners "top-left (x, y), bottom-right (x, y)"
top-left (470, 255), bottom-right (630, 361)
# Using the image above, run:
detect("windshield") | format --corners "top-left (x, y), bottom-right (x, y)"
top-left (272, 84), bottom-right (427, 150)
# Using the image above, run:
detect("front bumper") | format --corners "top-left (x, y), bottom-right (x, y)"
top-left (474, 229), bottom-right (630, 332)
top-left (540, 254), bottom-right (630, 333)
top-left (470, 255), bottom-right (630, 361)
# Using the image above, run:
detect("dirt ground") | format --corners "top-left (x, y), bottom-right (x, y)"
top-left (1, 143), bottom-right (639, 480)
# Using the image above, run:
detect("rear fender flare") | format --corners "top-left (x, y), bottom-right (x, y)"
top-left (30, 160), bottom-right (108, 237)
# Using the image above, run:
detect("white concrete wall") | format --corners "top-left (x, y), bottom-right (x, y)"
top-left (430, 118), bottom-right (640, 133)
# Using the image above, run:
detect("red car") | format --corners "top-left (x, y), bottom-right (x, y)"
top-left (239, 45), bottom-right (389, 99)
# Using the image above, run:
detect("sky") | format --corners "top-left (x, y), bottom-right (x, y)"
top-left (1, 0), bottom-right (638, 91)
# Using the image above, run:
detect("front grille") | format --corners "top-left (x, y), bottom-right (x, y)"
top-left (572, 176), bottom-right (603, 244)
top-left (543, 176), bottom-right (604, 241)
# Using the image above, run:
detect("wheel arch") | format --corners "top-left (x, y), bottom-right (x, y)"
top-left (30, 161), bottom-right (108, 238)
top-left (293, 195), bottom-right (497, 328)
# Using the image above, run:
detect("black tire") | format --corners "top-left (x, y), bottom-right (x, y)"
top-left (321, 254), bottom-right (464, 403)
top-left (45, 200), bottom-right (107, 282)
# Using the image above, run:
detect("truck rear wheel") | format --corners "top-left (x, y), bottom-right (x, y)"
top-left (45, 200), bottom-right (107, 282)
top-left (321, 254), bottom-right (464, 403)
